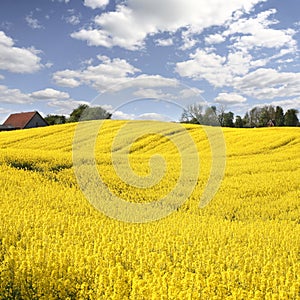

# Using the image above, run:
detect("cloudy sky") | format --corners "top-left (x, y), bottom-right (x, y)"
top-left (0, 0), bottom-right (299, 122)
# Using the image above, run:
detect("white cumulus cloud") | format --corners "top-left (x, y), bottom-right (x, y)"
top-left (83, 0), bottom-right (109, 9)
top-left (233, 68), bottom-right (300, 99)
top-left (71, 0), bottom-right (265, 50)
top-left (133, 88), bottom-right (176, 99)
top-left (179, 88), bottom-right (204, 99)
top-left (268, 98), bottom-right (300, 112)
top-left (112, 110), bottom-right (135, 120)
top-left (0, 31), bottom-right (42, 73)
top-left (175, 49), bottom-right (229, 87)
top-left (52, 70), bottom-right (81, 88)
top-left (48, 99), bottom-right (89, 113)
top-left (215, 92), bottom-right (247, 104)
top-left (224, 9), bottom-right (297, 53)
top-left (205, 33), bottom-right (226, 45)
top-left (0, 85), bottom-right (86, 116)
top-left (30, 88), bottom-right (70, 100)
top-left (137, 112), bottom-right (172, 122)
top-left (175, 6), bottom-right (298, 103)
top-left (53, 57), bottom-right (179, 93)
top-left (53, 57), bottom-right (140, 91)
top-left (0, 85), bottom-right (32, 104)
top-left (155, 38), bottom-right (173, 47)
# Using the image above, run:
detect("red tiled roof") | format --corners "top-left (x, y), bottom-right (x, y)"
top-left (3, 111), bottom-right (37, 129)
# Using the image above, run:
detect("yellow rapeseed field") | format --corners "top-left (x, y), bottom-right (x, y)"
top-left (0, 120), bottom-right (299, 299)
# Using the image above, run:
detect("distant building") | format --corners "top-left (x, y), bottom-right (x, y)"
top-left (0, 124), bottom-right (15, 131)
top-left (267, 120), bottom-right (276, 127)
top-left (1, 111), bottom-right (48, 131)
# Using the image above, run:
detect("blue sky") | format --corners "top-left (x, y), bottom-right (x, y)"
top-left (0, 0), bottom-right (299, 122)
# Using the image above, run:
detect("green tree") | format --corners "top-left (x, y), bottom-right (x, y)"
top-left (243, 112), bottom-right (250, 127)
top-left (203, 106), bottom-right (219, 126)
top-left (180, 103), bottom-right (203, 124)
top-left (68, 104), bottom-right (111, 122)
top-left (284, 109), bottom-right (299, 126)
top-left (249, 107), bottom-right (261, 127)
top-left (259, 105), bottom-right (275, 127)
top-left (215, 105), bottom-right (226, 126)
top-left (235, 115), bottom-right (243, 128)
top-left (180, 104), bottom-right (224, 126)
top-left (223, 112), bottom-right (234, 127)
top-left (275, 106), bottom-right (285, 126)
top-left (81, 106), bottom-right (112, 121)
top-left (68, 104), bottom-right (89, 122)
top-left (44, 115), bottom-right (66, 125)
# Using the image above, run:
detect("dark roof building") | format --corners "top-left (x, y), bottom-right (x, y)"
top-left (2, 111), bottom-right (48, 130)
top-left (0, 124), bottom-right (15, 131)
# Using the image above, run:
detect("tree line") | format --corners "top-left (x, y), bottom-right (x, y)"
top-left (45, 103), bottom-right (299, 128)
top-left (181, 104), bottom-right (299, 128)
top-left (45, 104), bottom-right (112, 125)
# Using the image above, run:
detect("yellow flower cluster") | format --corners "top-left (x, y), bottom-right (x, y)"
top-left (0, 121), bottom-right (299, 299)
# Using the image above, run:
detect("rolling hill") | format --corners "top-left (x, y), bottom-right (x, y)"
top-left (0, 121), bottom-right (299, 299)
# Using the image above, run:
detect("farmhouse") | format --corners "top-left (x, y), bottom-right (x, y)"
top-left (0, 111), bottom-right (48, 131)
top-left (267, 119), bottom-right (276, 127)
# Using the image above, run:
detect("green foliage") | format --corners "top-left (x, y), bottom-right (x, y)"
top-left (223, 112), bottom-right (235, 127)
top-left (242, 105), bottom-right (298, 128)
top-left (182, 103), bottom-right (299, 128)
top-left (180, 103), bottom-right (204, 124)
top-left (249, 107), bottom-right (261, 127)
top-left (45, 105), bottom-right (112, 126)
top-left (284, 109), bottom-right (299, 127)
top-left (80, 106), bottom-right (112, 121)
top-left (258, 106), bottom-right (275, 127)
top-left (44, 115), bottom-right (66, 125)
top-left (68, 104), bottom-right (89, 123)
top-left (243, 112), bottom-right (250, 128)
top-left (235, 116), bottom-right (243, 128)
top-left (202, 106), bottom-right (219, 126)
top-left (68, 105), bottom-right (112, 123)
top-left (275, 106), bottom-right (285, 126)
top-left (181, 104), bottom-right (222, 126)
